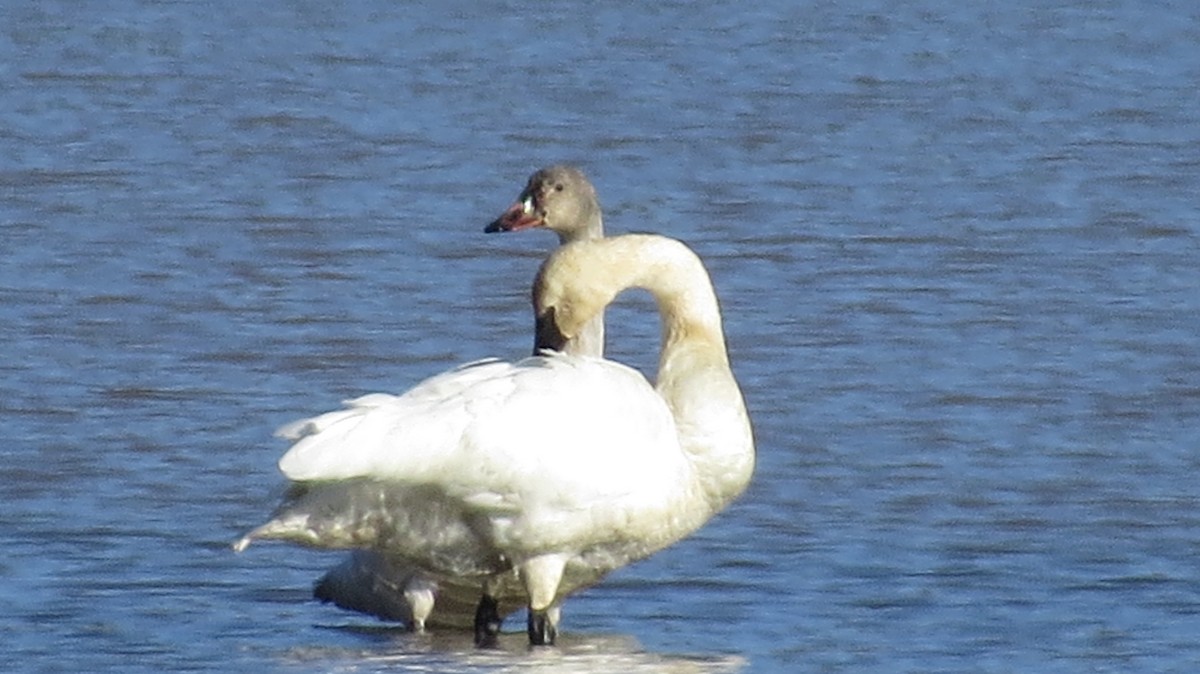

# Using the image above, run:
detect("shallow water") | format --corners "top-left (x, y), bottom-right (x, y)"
top-left (3, 1), bottom-right (1199, 672)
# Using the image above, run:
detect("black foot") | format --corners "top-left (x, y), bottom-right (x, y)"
top-left (474, 594), bottom-right (502, 647)
top-left (527, 609), bottom-right (557, 646)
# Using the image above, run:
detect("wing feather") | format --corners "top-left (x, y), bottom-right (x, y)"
top-left (276, 353), bottom-right (686, 517)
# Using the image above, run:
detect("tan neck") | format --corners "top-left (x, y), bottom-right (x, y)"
top-left (553, 212), bottom-right (605, 357)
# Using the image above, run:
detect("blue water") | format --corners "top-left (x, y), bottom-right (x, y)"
top-left (3, 1), bottom-right (1199, 672)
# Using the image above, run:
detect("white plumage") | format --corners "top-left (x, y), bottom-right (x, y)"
top-left (237, 212), bottom-right (754, 647)
top-left (267, 355), bottom-right (689, 555)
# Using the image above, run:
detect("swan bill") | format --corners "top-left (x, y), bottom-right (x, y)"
top-left (484, 200), bottom-right (544, 233)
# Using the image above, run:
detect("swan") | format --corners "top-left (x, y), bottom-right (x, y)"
top-left (309, 166), bottom-right (609, 632)
top-left (484, 165), bottom-right (607, 356)
top-left (234, 233), bottom-right (755, 646)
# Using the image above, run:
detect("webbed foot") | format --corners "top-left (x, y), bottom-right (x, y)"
top-left (474, 594), bottom-right (502, 647)
top-left (526, 608), bottom-right (557, 646)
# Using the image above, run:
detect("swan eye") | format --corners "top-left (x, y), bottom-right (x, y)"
top-left (521, 196), bottom-right (535, 214)
top-left (554, 183), bottom-right (564, 192)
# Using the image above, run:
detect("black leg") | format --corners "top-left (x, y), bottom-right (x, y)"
top-left (526, 608), bottom-right (556, 646)
top-left (474, 594), bottom-right (502, 647)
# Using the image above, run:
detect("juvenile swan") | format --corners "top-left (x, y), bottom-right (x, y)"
top-left (485, 165), bottom-right (607, 356)
top-left (235, 234), bottom-right (755, 646)
top-left (310, 166), bottom-right (609, 632)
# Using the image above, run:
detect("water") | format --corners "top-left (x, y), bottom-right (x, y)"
top-left (3, 1), bottom-right (1199, 671)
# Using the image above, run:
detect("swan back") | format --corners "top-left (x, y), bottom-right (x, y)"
top-left (277, 356), bottom-right (680, 491)
top-left (244, 348), bottom-right (695, 570)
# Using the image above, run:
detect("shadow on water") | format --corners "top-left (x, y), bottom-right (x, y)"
top-left (280, 625), bottom-right (748, 673)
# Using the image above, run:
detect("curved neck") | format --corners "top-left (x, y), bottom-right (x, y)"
top-left (535, 235), bottom-right (754, 510)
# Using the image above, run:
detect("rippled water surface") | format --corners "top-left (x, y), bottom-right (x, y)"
top-left (4, 1), bottom-right (1199, 672)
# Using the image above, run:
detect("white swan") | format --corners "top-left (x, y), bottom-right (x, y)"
top-left (310, 166), bottom-right (609, 632)
top-left (235, 233), bottom-right (755, 646)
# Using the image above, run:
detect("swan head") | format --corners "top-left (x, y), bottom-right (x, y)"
top-left (484, 165), bottom-right (602, 243)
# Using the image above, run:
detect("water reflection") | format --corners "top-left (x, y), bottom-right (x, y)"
top-left (285, 629), bottom-right (746, 674)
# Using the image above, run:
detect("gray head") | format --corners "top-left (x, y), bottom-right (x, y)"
top-left (484, 165), bottom-right (604, 244)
